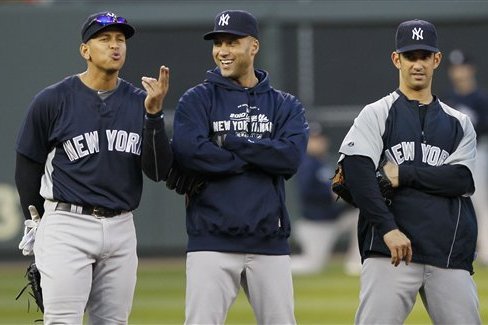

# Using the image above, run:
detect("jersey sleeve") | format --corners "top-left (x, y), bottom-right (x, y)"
top-left (15, 153), bottom-right (45, 219)
top-left (16, 89), bottom-right (58, 164)
top-left (342, 155), bottom-right (398, 236)
top-left (141, 113), bottom-right (173, 182)
top-left (223, 94), bottom-right (308, 178)
top-left (441, 105), bottom-right (477, 176)
top-left (400, 164), bottom-right (474, 196)
top-left (339, 100), bottom-right (390, 168)
top-left (338, 97), bottom-right (398, 236)
top-left (15, 88), bottom-right (57, 219)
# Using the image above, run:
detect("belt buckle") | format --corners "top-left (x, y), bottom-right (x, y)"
top-left (92, 207), bottom-right (106, 219)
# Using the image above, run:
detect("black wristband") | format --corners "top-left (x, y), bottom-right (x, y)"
top-left (145, 111), bottom-right (164, 119)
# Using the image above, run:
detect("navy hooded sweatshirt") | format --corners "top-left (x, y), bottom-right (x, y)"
top-left (172, 68), bottom-right (308, 255)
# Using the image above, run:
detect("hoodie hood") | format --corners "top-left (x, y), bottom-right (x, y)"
top-left (205, 68), bottom-right (272, 94)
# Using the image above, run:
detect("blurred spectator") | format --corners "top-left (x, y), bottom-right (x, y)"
top-left (291, 122), bottom-right (361, 275)
top-left (445, 49), bottom-right (488, 265)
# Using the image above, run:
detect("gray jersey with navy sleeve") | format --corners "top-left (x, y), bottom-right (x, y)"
top-left (339, 90), bottom-right (477, 272)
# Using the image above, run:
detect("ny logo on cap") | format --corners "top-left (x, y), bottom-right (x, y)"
top-left (218, 13), bottom-right (230, 26)
top-left (411, 27), bottom-right (424, 41)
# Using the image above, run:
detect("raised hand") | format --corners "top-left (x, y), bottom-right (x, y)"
top-left (142, 65), bottom-right (170, 114)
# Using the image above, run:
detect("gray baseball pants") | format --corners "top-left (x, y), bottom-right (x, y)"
top-left (34, 200), bottom-right (138, 325)
top-left (355, 257), bottom-right (480, 324)
top-left (185, 251), bottom-right (296, 325)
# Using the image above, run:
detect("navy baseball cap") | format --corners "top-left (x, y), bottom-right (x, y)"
top-left (449, 49), bottom-right (472, 65)
top-left (395, 19), bottom-right (439, 53)
top-left (81, 11), bottom-right (135, 43)
top-left (203, 10), bottom-right (259, 40)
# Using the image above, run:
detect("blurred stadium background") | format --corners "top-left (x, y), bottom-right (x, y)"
top-left (1, 0), bottom-right (488, 323)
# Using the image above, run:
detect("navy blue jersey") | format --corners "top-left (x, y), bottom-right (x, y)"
top-left (172, 68), bottom-right (308, 255)
top-left (444, 88), bottom-right (488, 138)
top-left (339, 90), bottom-right (477, 272)
top-left (16, 75), bottom-right (149, 211)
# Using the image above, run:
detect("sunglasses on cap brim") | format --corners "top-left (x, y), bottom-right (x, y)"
top-left (89, 13), bottom-right (128, 28)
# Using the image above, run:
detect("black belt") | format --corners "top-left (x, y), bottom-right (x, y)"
top-left (55, 202), bottom-right (123, 218)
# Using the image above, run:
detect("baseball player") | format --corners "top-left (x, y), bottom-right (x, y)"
top-left (291, 122), bottom-right (361, 276)
top-left (444, 50), bottom-right (488, 266)
top-left (15, 11), bottom-right (172, 324)
top-left (170, 10), bottom-right (308, 325)
top-left (338, 19), bottom-right (480, 324)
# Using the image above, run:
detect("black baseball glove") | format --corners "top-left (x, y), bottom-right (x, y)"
top-left (16, 261), bottom-right (44, 313)
top-left (331, 163), bottom-right (357, 207)
top-left (211, 133), bottom-right (227, 148)
top-left (376, 158), bottom-right (394, 205)
top-left (164, 161), bottom-right (206, 196)
top-left (332, 159), bottom-right (395, 207)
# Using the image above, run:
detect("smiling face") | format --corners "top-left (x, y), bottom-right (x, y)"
top-left (80, 27), bottom-right (127, 75)
top-left (392, 50), bottom-right (442, 96)
top-left (212, 33), bottom-right (259, 87)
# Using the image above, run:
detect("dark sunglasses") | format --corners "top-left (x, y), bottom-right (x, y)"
top-left (91, 13), bottom-right (128, 27)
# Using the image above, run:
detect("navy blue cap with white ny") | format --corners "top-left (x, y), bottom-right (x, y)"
top-left (203, 10), bottom-right (259, 40)
top-left (395, 19), bottom-right (439, 53)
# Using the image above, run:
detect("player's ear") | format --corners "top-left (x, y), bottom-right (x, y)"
top-left (433, 52), bottom-right (442, 70)
top-left (80, 43), bottom-right (90, 60)
top-left (250, 37), bottom-right (259, 56)
top-left (391, 51), bottom-right (401, 69)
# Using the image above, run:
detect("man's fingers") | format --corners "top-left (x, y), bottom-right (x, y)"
top-left (392, 257), bottom-right (399, 267)
top-left (141, 77), bottom-right (157, 91)
top-left (391, 244), bottom-right (413, 267)
top-left (391, 249), bottom-right (399, 266)
top-left (141, 79), bottom-right (153, 94)
top-left (397, 248), bottom-right (404, 265)
top-left (158, 65), bottom-right (170, 97)
top-left (405, 245), bottom-right (413, 265)
top-left (141, 66), bottom-right (169, 97)
top-left (158, 65), bottom-right (170, 84)
top-left (402, 237), bottom-right (412, 265)
top-left (384, 229), bottom-right (412, 267)
top-left (141, 77), bottom-right (157, 82)
top-left (141, 65), bottom-right (169, 87)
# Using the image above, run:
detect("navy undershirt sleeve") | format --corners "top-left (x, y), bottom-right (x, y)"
top-left (400, 164), bottom-right (474, 196)
top-left (142, 113), bottom-right (173, 182)
top-left (342, 155), bottom-right (397, 236)
top-left (15, 153), bottom-right (45, 220)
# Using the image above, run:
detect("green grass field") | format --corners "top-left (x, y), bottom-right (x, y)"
top-left (2, 257), bottom-right (487, 324)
